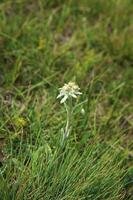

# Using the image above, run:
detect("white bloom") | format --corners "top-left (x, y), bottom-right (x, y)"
top-left (81, 108), bottom-right (85, 115)
top-left (57, 81), bottom-right (82, 103)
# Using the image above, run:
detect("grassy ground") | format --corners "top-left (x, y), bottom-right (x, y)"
top-left (0, 0), bottom-right (133, 199)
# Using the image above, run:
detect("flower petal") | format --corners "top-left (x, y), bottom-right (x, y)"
top-left (60, 95), bottom-right (68, 103)
top-left (57, 93), bottom-right (64, 99)
top-left (71, 93), bottom-right (77, 98)
top-left (75, 91), bottom-right (82, 95)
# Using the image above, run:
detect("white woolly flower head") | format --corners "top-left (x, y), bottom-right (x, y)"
top-left (57, 81), bottom-right (82, 103)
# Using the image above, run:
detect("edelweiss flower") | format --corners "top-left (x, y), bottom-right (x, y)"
top-left (57, 81), bottom-right (82, 103)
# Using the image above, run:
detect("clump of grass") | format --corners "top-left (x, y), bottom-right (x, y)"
top-left (0, 139), bottom-right (125, 200)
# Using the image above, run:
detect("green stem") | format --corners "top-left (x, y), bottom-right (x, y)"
top-left (64, 98), bottom-right (72, 138)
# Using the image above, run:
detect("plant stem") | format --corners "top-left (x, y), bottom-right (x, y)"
top-left (64, 98), bottom-right (72, 139)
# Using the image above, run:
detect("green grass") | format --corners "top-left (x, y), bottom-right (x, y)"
top-left (0, 0), bottom-right (133, 199)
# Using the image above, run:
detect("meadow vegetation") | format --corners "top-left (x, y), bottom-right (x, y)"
top-left (0, 0), bottom-right (133, 199)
